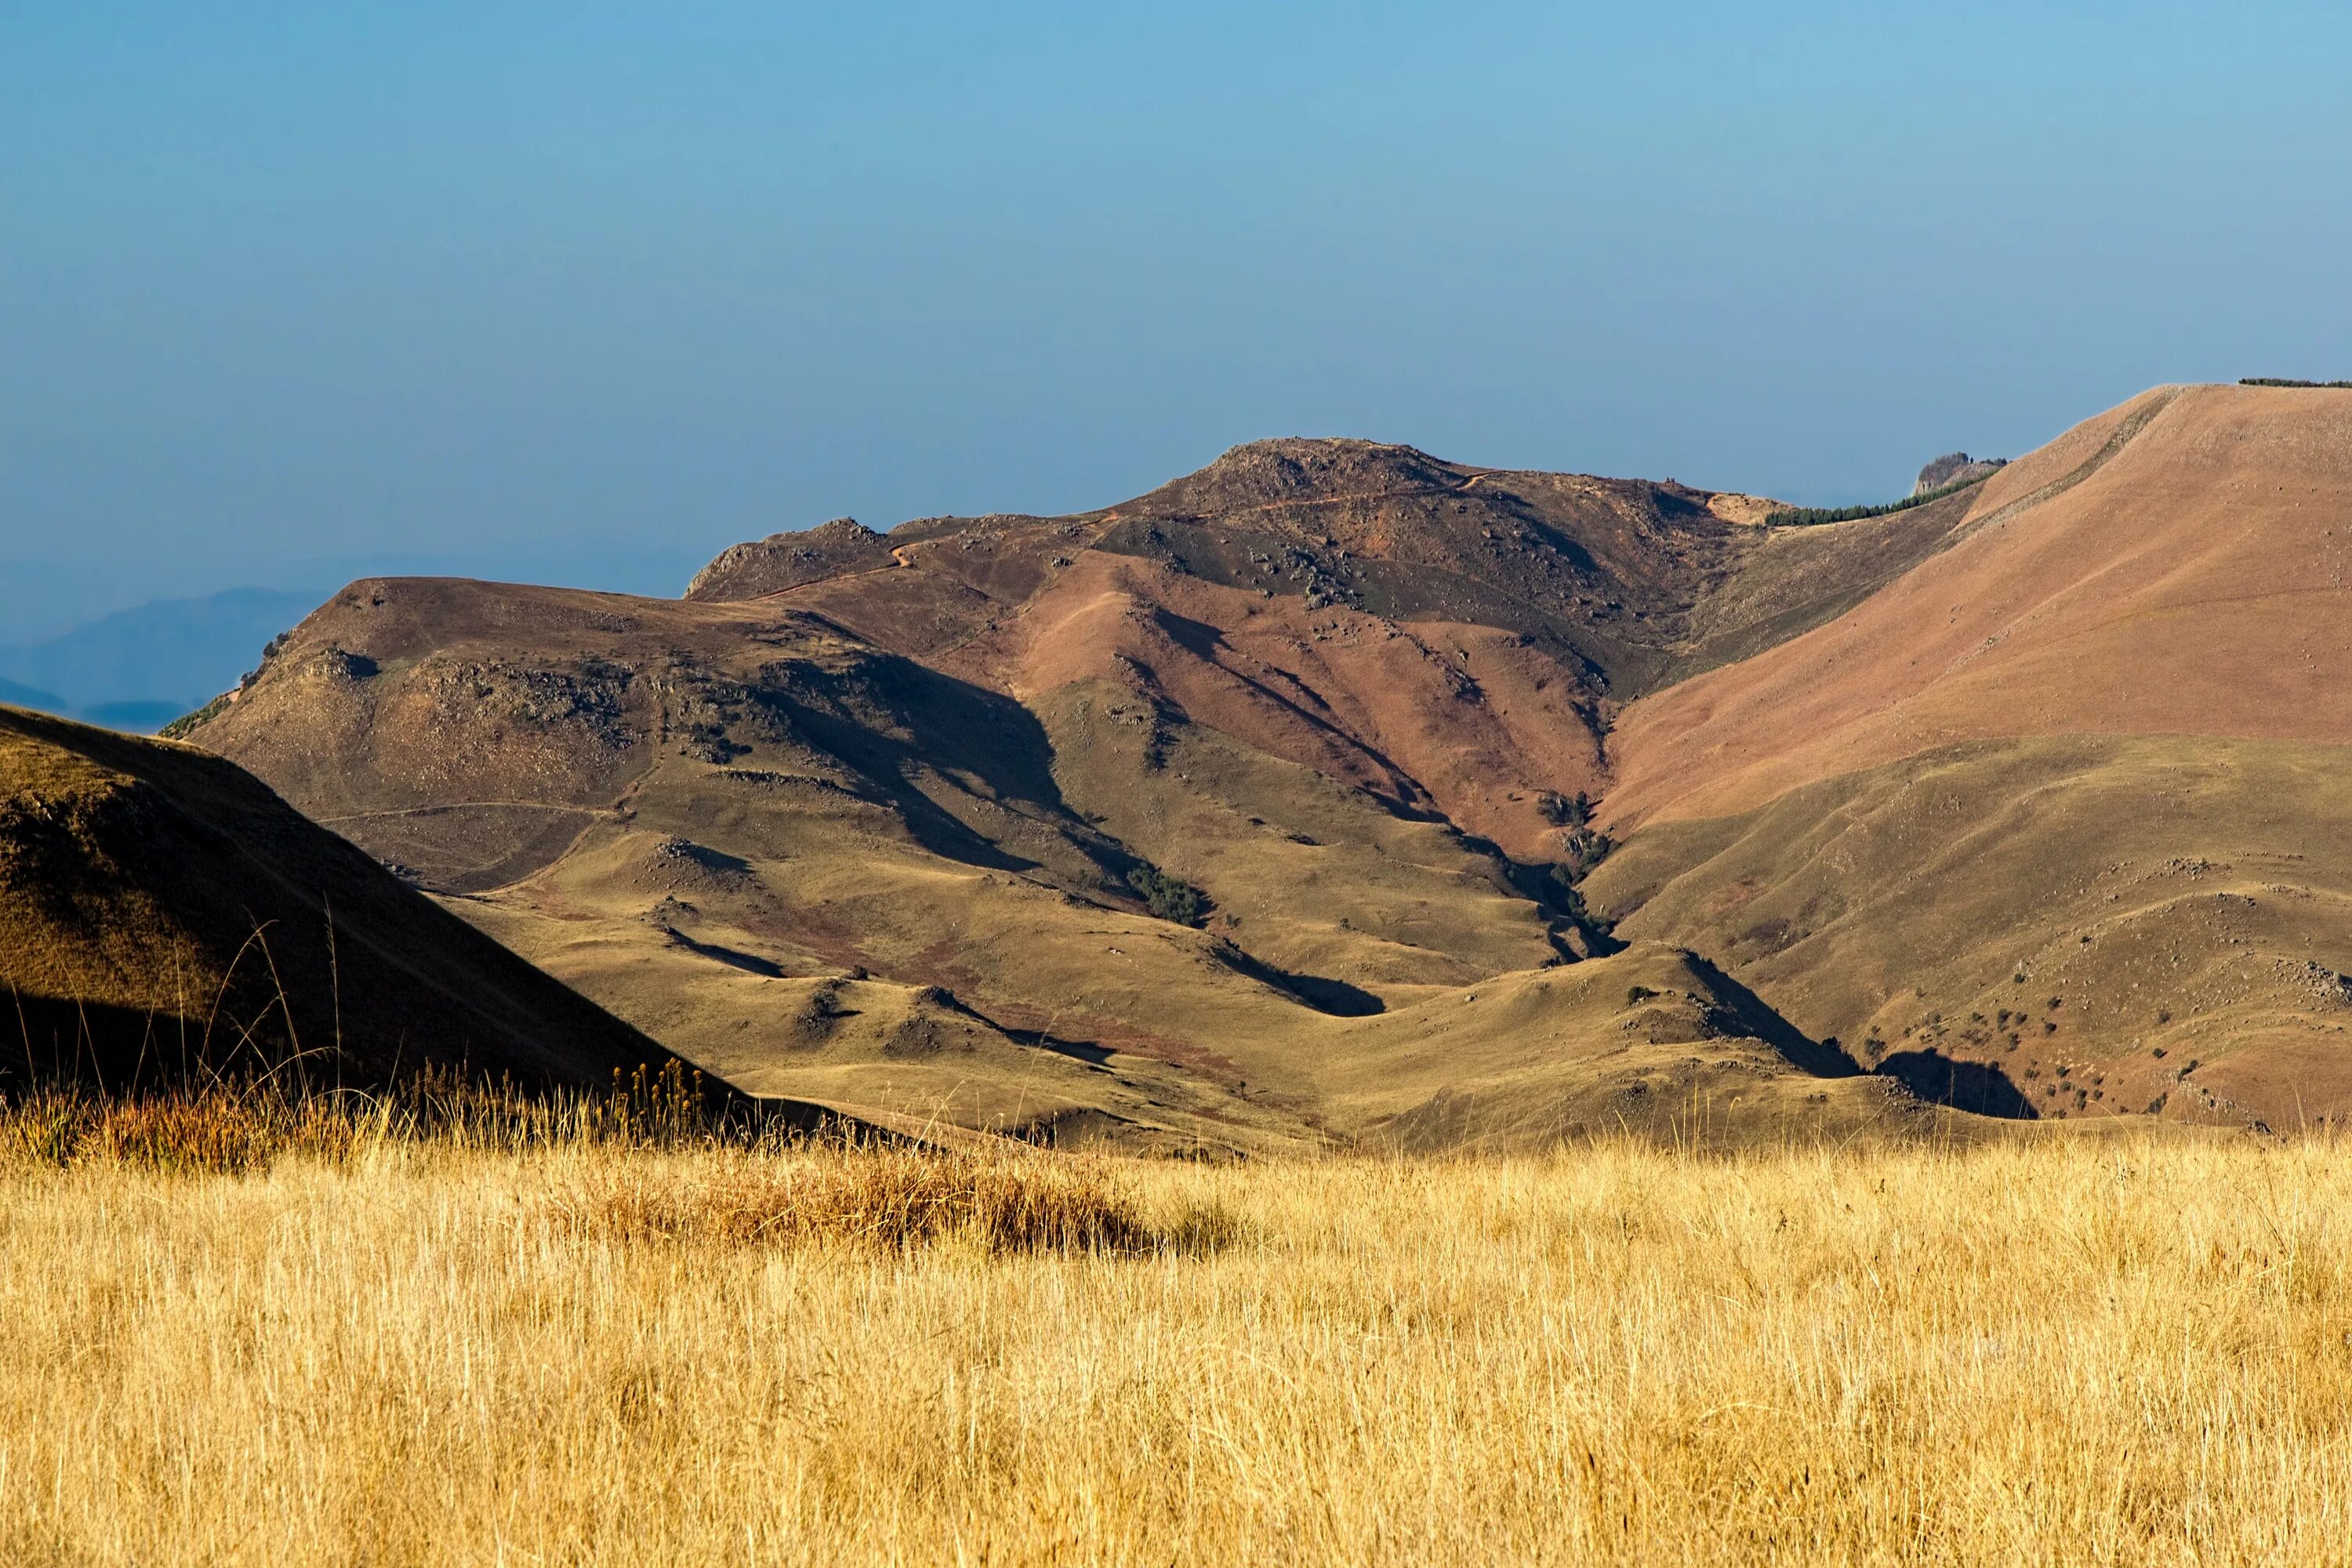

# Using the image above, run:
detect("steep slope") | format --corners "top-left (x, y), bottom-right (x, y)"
top-left (1590, 384), bottom-right (2352, 1128)
top-left (0, 703), bottom-right (695, 1094)
top-left (1602, 384), bottom-right (2352, 829)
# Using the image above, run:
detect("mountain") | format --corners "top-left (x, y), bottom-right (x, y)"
top-left (0, 702), bottom-right (709, 1097)
top-left (0, 677), bottom-right (65, 711)
top-left (172, 382), bottom-right (2352, 1145)
top-left (174, 456), bottom-right (1955, 1152)
top-left (1587, 383), bottom-right (2352, 1130)
top-left (0, 589), bottom-right (322, 731)
top-left (682, 437), bottom-right (1999, 860)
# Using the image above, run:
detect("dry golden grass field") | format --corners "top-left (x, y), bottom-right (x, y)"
top-left (5, 1102), bottom-right (2352, 1566)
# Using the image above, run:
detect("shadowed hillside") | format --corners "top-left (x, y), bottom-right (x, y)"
top-left (0, 703), bottom-right (705, 1095)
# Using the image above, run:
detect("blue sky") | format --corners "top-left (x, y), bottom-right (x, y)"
top-left (4, 2), bottom-right (2350, 635)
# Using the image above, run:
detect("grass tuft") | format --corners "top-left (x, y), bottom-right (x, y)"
top-left (0, 1060), bottom-right (737, 1174)
top-left (565, 1145), bottom-right (1230, 1257)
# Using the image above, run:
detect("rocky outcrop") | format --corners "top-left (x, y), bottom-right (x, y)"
top-left (686, 518), bottom-right (894, 601)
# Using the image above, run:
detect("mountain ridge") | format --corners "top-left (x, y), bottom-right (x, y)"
top-left (160, 382), bottom-right (2352, 1142)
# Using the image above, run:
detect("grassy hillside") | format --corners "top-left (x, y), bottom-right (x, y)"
top-left (1574, 383), bottom-right (2352, 1127)
top-left (6, 1110), bottom-right (2346, 1565)
top-left (166, 385), bottom-right (2352, 1139)
top-left (0, 703), bottom-right (702, 1095)
top-left (178, 535), bottom-right (1942, 1149)
top-left (1589, 734), bottom-right (2352, 1127)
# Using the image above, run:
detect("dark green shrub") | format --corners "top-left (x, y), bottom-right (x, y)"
top-left (1762, 470), bottom-right (1998, 528)
top-left (1127, 865), bottom-right (1206, 926)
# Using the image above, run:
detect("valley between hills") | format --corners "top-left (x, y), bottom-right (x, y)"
top-left (13, 380), bottom-right (2352, 1152)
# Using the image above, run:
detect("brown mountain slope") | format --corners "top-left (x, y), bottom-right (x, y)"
top-left (177, 421), bottom-right (2028, 1149)
top-left (1586, 735), bottom-right (2352, 1130)
top-left (183, 390), bottom-right (2352, 1139)
top-left (693, 436), bottom-right (2000, 699)
top-left (1585, 383), bottom-right (2352, 1128)
top-left (213, 389), bottom-right (2352, 1146)
top-left (169, 383), bottom-right (2352, 1139)
top-left (0, 703), bottom-right (694, 1094)
top-left (1602, 383), bottom-right (2352, 829)
top-left (176, 571), bottom-right (1929, 1152)
top-left (688, 437), bottom-right (1998, 862)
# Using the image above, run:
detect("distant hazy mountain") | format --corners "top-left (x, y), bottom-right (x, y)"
top-left (0, 588), bottom-right (321, 731)
top-left (0, 677), bottom-right (66, 711)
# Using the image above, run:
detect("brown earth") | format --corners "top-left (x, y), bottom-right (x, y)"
top-left (176, 441), bottom-right (1993, 1152)
top-left (1589, 383), bottom-right (2352, 1129)
top-left (165, 384), bottom-right (2352, 1143)
top-left (0, 703), bottom-right (704, 1096)
top-left (1601, 384), bottom-right (2352, 829)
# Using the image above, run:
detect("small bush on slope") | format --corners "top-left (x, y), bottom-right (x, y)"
top-left (1127, 862), bottom-right (1207, 925)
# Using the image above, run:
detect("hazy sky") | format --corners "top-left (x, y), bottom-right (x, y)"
top-left (5, 2), bottom-right (2350, 635)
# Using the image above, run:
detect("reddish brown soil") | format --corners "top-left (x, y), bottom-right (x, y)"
top-left (1603, 385), bottom-right (2352, 828)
